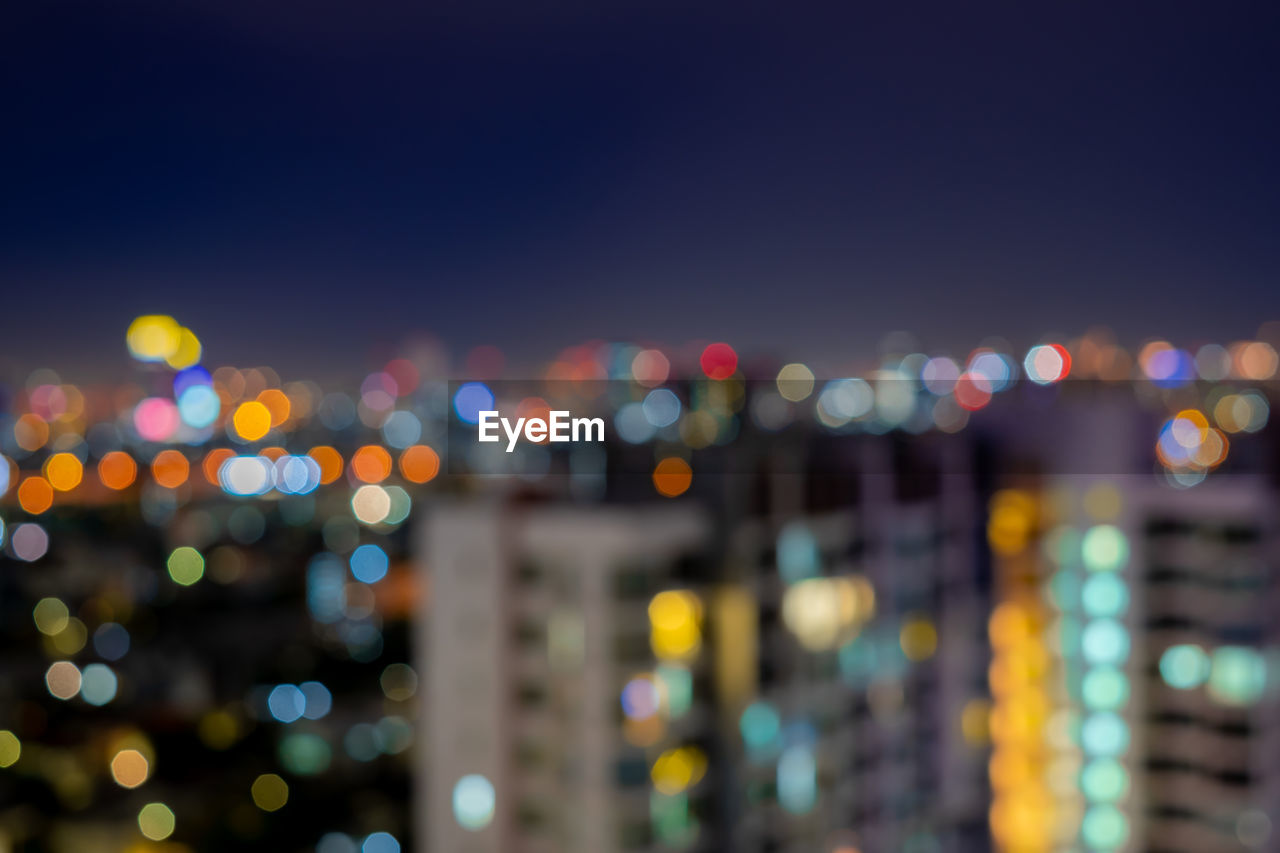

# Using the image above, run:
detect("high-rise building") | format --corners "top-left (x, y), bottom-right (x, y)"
top-left (418, 499), bottom-right (712, 853)
top-left (720, 434), bottom-right (990, 853)
top-left (1131, 479), bottom-right (1276, 852)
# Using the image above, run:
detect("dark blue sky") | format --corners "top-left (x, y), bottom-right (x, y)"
top-left (3, 1), bottom-right (1279, 376)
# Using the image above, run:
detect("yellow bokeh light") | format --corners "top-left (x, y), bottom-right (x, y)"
top-left (198, 710), bottom-right (240, 750)
top-left (988, 602), bottom-right (1032, 649)
top-left (164, 327), bottom-right (202, 369)
top-left (44, 453), bottom-right (84, 492)
top-left (961, 699), bottom-right (991, 745)
top-left (126, 315), bottom-right (182, 362)
top-left (776, 362), bottom-right (816, 401)
top-left (49, 617), bottom-right (88, 655)
top-left (649, 590), bottom-right (703, 660)
top-left (900, 616), bottom-right (938, 661)
top-left (650, 746), bottom-right (707, 795)
top-left (138, 802), bottom-right (176, 840)
top-left (782, 579), bottom-right (839, 651)
top-left (780, 576), bottom-right (870, 651)
top-left (0, 730), bottom-right (21, 768)
top-left (232, 402), bottom-right (272, 442)
top-left (650, 590), bottom-right (697, 629)
top-left (33, 597), bottom-right (70, 636)
top-left (1082, 482), bottom-right (1122, 521)
top-left (251, 773), bottom-right (288, 811)
top-left (167, 547), bottom-right (205, 586)
top-left (987, 490), bottom-right (1036, 556)
top-left (989, 510), bottom-right (1055, 853)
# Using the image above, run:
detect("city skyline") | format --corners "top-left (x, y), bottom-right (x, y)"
top-left (4, 2), bottom-right (1280, 374)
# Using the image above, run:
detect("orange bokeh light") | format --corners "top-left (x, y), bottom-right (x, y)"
top-left (14, 414), bottom-right (49, 452)
top-left (98, 451), bottom-right (138, 490)
top-left (202, 448), bottom-right (234, 486)
top-left (652, 457), bottom-right (692, 498)
top-left (351, 445), bottom-right (392, 484)
top-left (398, 445), bottom-right (440, 484)
top-left (151, 450), bottom-right (190, 489)
top-left (308, 446), bottom-right (344, 485)
top-left (18, 476), bottom-right (55, 514)
top-left (110, 749), bottom-right (149, 789)
top-left (257, 389), bottom-right (292, 427)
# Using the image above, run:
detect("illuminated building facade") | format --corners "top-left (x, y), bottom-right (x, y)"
top-left (418, 501), bottom-right (712, 853)
top-left (721, 434), bottom-right (991, 853)
top-left (1131, 480), bottom-right (1276, 852)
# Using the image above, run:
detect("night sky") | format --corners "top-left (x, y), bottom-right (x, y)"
top-left (4, 1), bottom-right (1279, 376)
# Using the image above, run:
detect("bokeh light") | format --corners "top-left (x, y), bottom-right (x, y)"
top-left (0, 731), bottom-right (20, 768)
top-left (453, 382), bottom-right (494, 425)
top-left (45, 661), bottom-right (82, 700)
top-left (699, 342), bottom-right (738, 380)
top-left (452, 774), bottom-right (496, 830)
top-left (350, 544), bottom-right (389, 583)
top-left (233, 401), bottom-right (272, 442)
top-left (81, 663), bottom-right (119, 706)
top-left (12, 523), bottom-right (50, 561)
top-left (776, 363), bottom-right (815, 401)
top-left (649, 590), bottom-right (702, 660)
top-left (251, 773), bottom-right (289, 811)
top-left (138, 802), bottom-right (176, 840)
top-left (167, 546), bottom-right (205, 586)
top-left (1159, 644), bottom-right (1210, 689)
top-left (110, 749), bottom-right (150, 788)
top-left (126, 315), bottom-right (182, 362)
top-left (134, 397), bottom-right (180, 442)
top-left (398, 445), bottom-right (440, 483)
top-left (98, 451), bottom-right (138, 490)
top-left (18, 476), bottom-right (54, 514)
top-left (151, 450), bottom-right (190, 489)
top-left (309, 446), bottom-right (345, 484)
top-left (44, 453), bottom-right (83, 492)
top-left (351, 446), bottom-right (392, 484)
top-left (652, 457), bottom-right (692, 498)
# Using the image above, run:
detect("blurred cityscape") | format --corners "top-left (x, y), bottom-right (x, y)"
top-left (0, 318), bottom-right (1277, 852)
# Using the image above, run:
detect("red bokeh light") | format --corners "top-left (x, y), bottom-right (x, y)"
top-left (699, 343), bottom-right (738, 380)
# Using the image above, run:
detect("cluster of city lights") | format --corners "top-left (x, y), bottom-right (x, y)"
top-left (0, 323), bottom-right (1275, 556)
top-left (640, 589), bottom-right (706, 843)
top-left (987, 490), bottom-right (1057, 851)
top-left (1159, 643), bottom-right (1266, 705)
top-left (732, 517), bottom-right (946, 836)
top-left (1, 314), bottom-right (1277, 851)
top-left (989, 484), bottom-right (1143, 852)
top-left (1075, 521), bottom-right (1134, 851)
